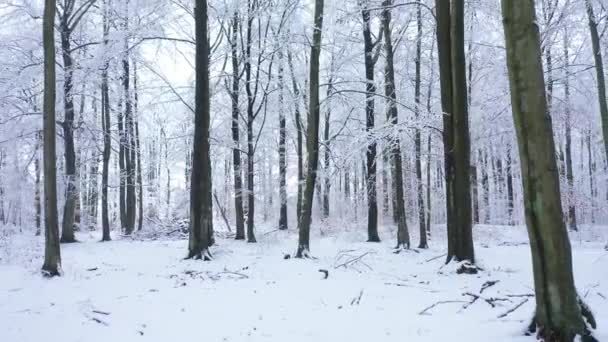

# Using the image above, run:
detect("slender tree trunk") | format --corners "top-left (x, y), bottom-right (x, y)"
top-left (278, 47), bottom-right (288, 230)
top-left (122, 7), bottom-right (136, 234)
top-left (296, 0), bottom-right (324, 258)
top-left (287, 50), bottom-right (304, 222)
top-left (502, 1), bottom-right (596, 338)
top-left (563, 28), bottom-right (577, 231)
top-left (187, 0), bottom-right (214, 260)
top-left (586, 0), bottom-right (608, 168)
top-left (587, 133), bottom-right (596, 223)
top-left (382, 0), bottom-right (410, 250)
top-left (244, 1), bottom-right (256, 243)
top-left (42, 0), bottom-right (61, 276)
top-left (35, 133), bottom-right (42, 236)
top-left (426, 134), bottom-right (432, 237)
top-left (415, 0), bottom-right (427, 249)
top-left (134, 61), bottom-right (143, 231)
top-left (230, 12), bottom-right (246, 239)
top-left (362, 1), bottom-right (380, 242)
top-left (59, 21), bottom-right (77, 243)
top-left (322, 76), bottom-right (332, 219)
top-left (506, 145), bottom-right (514, 225)
top-left (101, 0), bottom-right (111, 241)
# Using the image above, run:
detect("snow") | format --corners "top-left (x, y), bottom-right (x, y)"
top-left (1, 223), bottom-right (607, 341)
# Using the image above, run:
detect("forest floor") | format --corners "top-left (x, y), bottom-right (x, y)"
top-left (1, 221), bottom-right (607, 341)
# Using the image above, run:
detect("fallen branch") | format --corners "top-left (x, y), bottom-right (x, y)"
top-left (419, 300), bottom-right (467, 315)
top-left (506, 293), bottom-right (534, 298)
top-left (480, 280), bottom-right (499, 293)
top-left (497, 298), bottom-right (529, 318)
top-left (351, 290), bottom-right (364, 305)
top-left (92, 310), bottom-right (110, 316)
top-left (90, 317), bottom-right (109, 326)
top-left (424, 253), bottom-right (447, 263)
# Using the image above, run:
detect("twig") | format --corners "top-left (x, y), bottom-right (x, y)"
top-left (480, 280), bottom-right (499, 293)
top-left (351, 290), bottom-right (364, 305)
top-left (318, 269), bottom-right (329, 279)
top-left (497, 298), bottom-right (529, 318)
top-left (92, 310), bottom-right (110, 315)
top-left (418, 300), bottom-right (467, 315)
top-left (506, 293), bottom-right (534, 298)
top-left (90, 317), bottom-right (109, 326)
top-left (424, 253), bottom-right (447, 263)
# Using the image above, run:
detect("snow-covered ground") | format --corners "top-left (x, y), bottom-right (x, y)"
top-left (1, 223), bottom-right (607, 341)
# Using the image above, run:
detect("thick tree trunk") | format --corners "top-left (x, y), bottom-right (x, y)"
top-left (502, 1), bottom-right (596, 339)
top-left (42, 0), bottom-right (62, 276)
top-left (362, 2), bottom-right (380, 242)
top-left (230, 12), bottom-right (246, 239)
top-left (382, 0), bottom-right (410, 250)
top-left (187, 0), bottom-right (214, 260)
top-left (296, 0), bottom-right (324, 258)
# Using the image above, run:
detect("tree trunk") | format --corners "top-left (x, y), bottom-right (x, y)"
top-left (415, 0), bottom-right (427, 249)
top-left (42, 0), bottom-right (62, 276)
top-left (35, 133), bottom-right (42, 236)
top-left (187, 0), bottom-right (214, 260)
top-left (502, 1), bottom-right (596, 339)
top-left (59, 20), bottom-right (77, 243)
top-left (436, 0), bottom-right (474, 263)
top-left (506, 145), bottom-right (514, 225)
top-left (362, 1), bottom-right (380, 242)
top-left (230, 12), bottom-right (246, 239)
top-left (122, 8), bottom-right (136, 234)
top-left (134, 61), bottom-right (143, 231)
top-left (563, 28), bottom-right (577, 231)
top-left (296, 0), bottom-right (324, 258)
top-left (322, 76), bottom-right (332, 219)
top-left (277, 47), bottom-right (288, 230)
top-left (244, 1), bottom-right (257, 243)
top-left (382, 0), bottom-right (410, 250)
top-left (287, 50), bottom-right (304, 222)
top-left (101, 0), bottom-right (111, 241)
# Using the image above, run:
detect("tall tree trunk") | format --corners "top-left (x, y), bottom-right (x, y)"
top-left (506, 144), bottom-right (514, 225)
top-left (231, 11), bottom-right (246, 239)
top-left (362, 1), bottom-right (380, 242)
top-left (35, 133), bottom-right (42, 236)
top-left (244, 0), bottom-right (257, 243)
top-left (322, 76), bottom-right (332, 219)
top-left (187, 0), bottom-right (214, 260)
top-left (502, 1), bottom-right (596, 339)
top-left (287, 50), bottom-right (304, 222)
top-left (296, 0), bottom-right (324, 258)
top-left (134, 61), bottom-right (143, 231)
top-left (122, 6), bottom-right (136, 234)
top-left (382, 0), bottom-right (410, 250)
top-left (587, 132), bottom-right (596, 223)
top-left (415, 0), bottom-right (427, 249)
top-left (59, 20), bottom-right (77, 243)
top-left (436, 0), bottom-right (474, 263)
top-left (278, 47), bottom-right (288, 230)
top-left (42, 0), bottom-right (61, 276)
top-left (563, 28), bottom-right (577, 231)
top-left (586, 0), bottom-right (608, 167)
top-left (101, 0), bottom-right (111, 241)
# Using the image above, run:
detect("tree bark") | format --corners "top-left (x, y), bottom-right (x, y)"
top-left (296, 0), bottom-right (324, 258)
top-left (362, 1), bottom-right (380, 242)
top-left (436, 0), bottom-right (474, 263)
top-left (502, 1), bottom-right (596, 338)
top-left (42, 0), bottom-right (62, 276)
top-left (101, 0), bottom-right (111, 241)
top-left (230, 11), bottom-right (246, 239)
top-left (382, 0), bottom-right (410, 250)
top-left (187, 0), bottom-right (214, 260)
top-left (415, 0), bottom-right (427, 249)
top-left (278, 46), bottom-right (288, 230)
